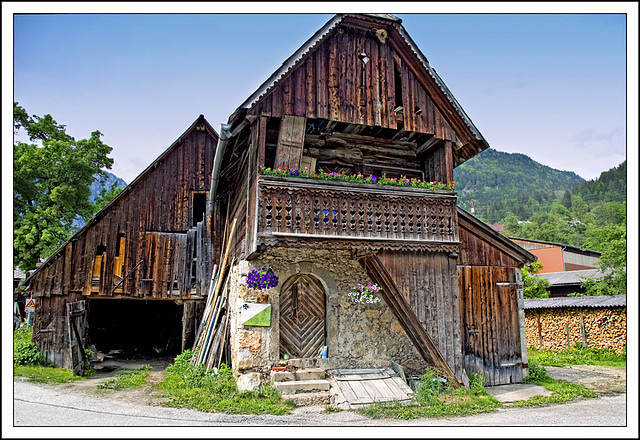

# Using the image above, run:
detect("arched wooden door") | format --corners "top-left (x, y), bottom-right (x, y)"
top-left (279, 274), bottom-right (326, 359)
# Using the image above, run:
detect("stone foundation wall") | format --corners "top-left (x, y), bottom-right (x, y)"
top-left (524, 307), bottom-right (626, 354)
top-left (228, 247), bottom-right (426, 377)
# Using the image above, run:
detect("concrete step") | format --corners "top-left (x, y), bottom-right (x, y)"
top-left (274, 379), bottom-right (331, 395)
top-left (272, 368), bottom-right (326, 383)
top-left (280, 391), bottom-right (333, 407)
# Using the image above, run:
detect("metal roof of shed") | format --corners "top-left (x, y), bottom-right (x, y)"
top-left (524, 295), bottom-right (626, 310)
top-left (539, 269), bottom-right (609, 286)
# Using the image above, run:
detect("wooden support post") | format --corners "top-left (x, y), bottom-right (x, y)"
top-left (580, 308), bottom-right (587, 347)
top-left (537, 310), bottom-right (543, 349)
top-left (444, 140), bottom-right (454, 183)
top-left (358, 254), bottom-right (460, 387)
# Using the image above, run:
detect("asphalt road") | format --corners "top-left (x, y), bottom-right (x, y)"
top-left (6, 378), bottom-right (635, 438)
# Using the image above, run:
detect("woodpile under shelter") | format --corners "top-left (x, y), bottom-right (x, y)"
top-left (524, 295), bottom-right (626, 354)
top-left (19, 13), bottom-right (535, 386)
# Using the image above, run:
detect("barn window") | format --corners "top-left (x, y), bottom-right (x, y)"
top-left (394, 58), bottom-right (403, 112)
top-left (192, 192), bottom-right (206, 227)
top-left (114, 233), bottom-right (126, 278)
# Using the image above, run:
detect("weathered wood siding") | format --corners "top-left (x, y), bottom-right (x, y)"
top-left (457, 221), bottom-right (526, 385)
top-left (247, 25), bottom-right (455, 141)
top-left (377, 250), bottom-right (463, 380)
top-left (25, 121), bottom-right (217, 300)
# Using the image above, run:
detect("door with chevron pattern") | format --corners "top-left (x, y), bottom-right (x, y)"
top-left (279, 274), bottom-right (326, 359)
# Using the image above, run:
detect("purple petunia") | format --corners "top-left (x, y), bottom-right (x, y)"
top-left (247, 268), bottom-right (279, 290)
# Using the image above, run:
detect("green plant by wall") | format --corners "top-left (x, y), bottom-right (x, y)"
top-left (13, 327), bottom-right (48, 366)
top-left (160, 349), bottom-right (294, 415)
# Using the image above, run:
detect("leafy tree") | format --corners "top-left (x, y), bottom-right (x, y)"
top-left (580, 221), bottom-right (627, 295)
top-left (522, 262), bottom-right (550, 299)
top-left (13, 103), bottom-right (114, 270)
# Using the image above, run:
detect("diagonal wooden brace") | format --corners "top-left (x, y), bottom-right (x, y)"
top-left (358, 254), bottom-right (461, 388)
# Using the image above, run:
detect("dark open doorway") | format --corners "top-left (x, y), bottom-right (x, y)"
top-left (87, 299), bottom-right (183, 358)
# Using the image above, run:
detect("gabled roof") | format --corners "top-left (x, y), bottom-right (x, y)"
top-left (458, 207), bottom-right (536, 265)
top-left (508, 236), bottom-right (602, 257)
top-left (234, 13), bottom-right (487, 147)
top-left (19, 115), bottom-right (219, 289)
top-left (524, 294), bottom-right (626, 310)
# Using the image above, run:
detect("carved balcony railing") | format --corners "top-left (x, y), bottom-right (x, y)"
top-left (249, 176), bottom-right (461, 253)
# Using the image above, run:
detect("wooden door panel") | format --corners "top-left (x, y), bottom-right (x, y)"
top-left (279, 274), bottom-right (326, 358)
top-left (67, 300), bottom-right (87, 376)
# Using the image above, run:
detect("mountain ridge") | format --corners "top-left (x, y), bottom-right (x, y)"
top-left (454, 148), bottom-right (588, 223)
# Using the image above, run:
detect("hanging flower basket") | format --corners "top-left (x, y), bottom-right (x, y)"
top-left (246, 267), bottom-right (279, 291)
top-left (348, 283), bottom-right (382, 304)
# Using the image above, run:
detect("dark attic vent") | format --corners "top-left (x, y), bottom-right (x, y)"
top-left (192, 192), bottom-right (206, 227)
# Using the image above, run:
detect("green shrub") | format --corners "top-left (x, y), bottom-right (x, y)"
top-left (524, 362), bottom-right (549, 383)
top-left (415, 368), bottom-right (446, 405)
top-left (13, 327), bottom-right (48, 366)
top-left (161, 349), bottom-right (294, 415)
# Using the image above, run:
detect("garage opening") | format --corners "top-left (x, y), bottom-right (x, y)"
top-left (87, 299), bottom-right (184, 359)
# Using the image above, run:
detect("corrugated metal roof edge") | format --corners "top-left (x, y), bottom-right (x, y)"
top-left (508, 236), bottom-right (602, 256)
top-left (524, 295), bottom-right (626, 309)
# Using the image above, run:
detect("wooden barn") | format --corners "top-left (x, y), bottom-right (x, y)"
top-left (19, 115), bottom-right (219, 375)
top-left (20, 13), bottom-right (535, 386)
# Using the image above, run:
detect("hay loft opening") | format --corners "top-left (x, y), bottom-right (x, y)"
top-left (87, 299), bottom-right (184, 358)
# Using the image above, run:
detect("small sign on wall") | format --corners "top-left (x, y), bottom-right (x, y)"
top-left (25, 298), bottom-right (36, 313)
top-left (241, 303), bottom-right (272, 327)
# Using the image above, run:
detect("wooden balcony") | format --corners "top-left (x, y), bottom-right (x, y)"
top-left (249, 176), bottom-right (461, 254)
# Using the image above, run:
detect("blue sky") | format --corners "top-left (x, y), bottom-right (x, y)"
top-left (5, 4), bottom-right (636, 185)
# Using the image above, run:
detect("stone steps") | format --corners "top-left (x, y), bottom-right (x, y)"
top-left (272, 368), bottom-right (333, 406)
top-left (272, 367), bottom-right (326, 382)
top-left (274, 379), bottom-right (331, 394)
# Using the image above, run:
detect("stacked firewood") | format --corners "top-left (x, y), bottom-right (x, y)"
top-left (525, 307), bottom-right (626, 354)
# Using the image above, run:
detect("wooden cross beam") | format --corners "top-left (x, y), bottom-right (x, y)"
top-left (358, 253), bottom-right (461, 388)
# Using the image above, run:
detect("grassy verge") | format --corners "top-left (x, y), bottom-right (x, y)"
top-left (528, 345), bottom-right (626, 368)
top-left (97, 365), bottom-right (152, 390)
top-left (159, 350), bottom-right (295, 415)
top-left (13, 326), bottom-right (83, 383)
top-left (357, 369), bottom-right (502, 420)
top-left (13, 364), bottom-right (82, 384)
top-left (514, 362), bottom-right (596, 407)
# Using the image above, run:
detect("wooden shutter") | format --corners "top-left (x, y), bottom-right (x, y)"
top-left (274, 115), bottom-right (306, 170)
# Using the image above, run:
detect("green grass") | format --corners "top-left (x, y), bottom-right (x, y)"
top-left (13, 364), bottom-right (82, 384)
top-left (357, 369), bottom-right (503, 420)
top-left (528, 345), bottom-right (626, 368)
top-left (159, 350), bottom-right (295, 415)
top-left (515, 362), bottom-right (596, 406)
top-left (13, 326), bottom-right (82, 383)
top-left (97, 365), bottom-right (152, 390)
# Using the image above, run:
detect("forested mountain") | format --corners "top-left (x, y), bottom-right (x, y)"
top-left (453, 148), bottom-right (586, 224)
top-left (89, 171), bottom-right (127, 202)
top-left (73, 172), bottom-right (127, 229)
top-left (571, 160), bottom-right (626, 205)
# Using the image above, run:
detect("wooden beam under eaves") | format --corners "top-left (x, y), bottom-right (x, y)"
top-left (358, 253), bottom-right (461, 387)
